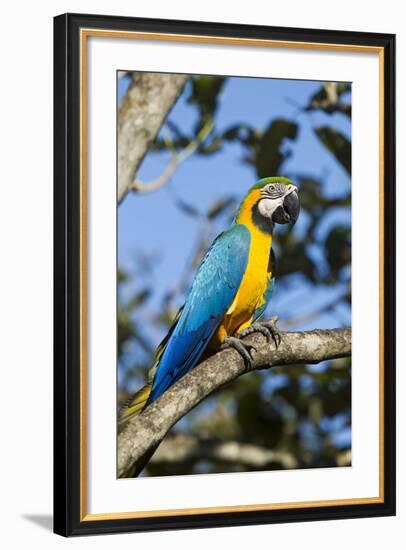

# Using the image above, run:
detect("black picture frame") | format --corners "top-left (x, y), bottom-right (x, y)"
top-left (54, 12), bottom-right (396, 536)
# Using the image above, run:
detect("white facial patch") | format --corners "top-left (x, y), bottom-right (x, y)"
top-left (258, 197), bottom-right (284, 219)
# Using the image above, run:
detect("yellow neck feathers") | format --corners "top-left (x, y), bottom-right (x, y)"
top-left (235, 189), bottom-right (272, 241)
top-left (235, 189), bottom-right (261, 226)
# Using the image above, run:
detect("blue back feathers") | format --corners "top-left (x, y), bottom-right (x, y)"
top-left (148, 224), bottom-right (251, 403)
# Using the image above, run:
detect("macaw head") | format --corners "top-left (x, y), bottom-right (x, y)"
top-left (236, 176), bottom-right (300, 232)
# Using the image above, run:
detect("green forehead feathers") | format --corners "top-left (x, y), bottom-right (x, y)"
top-left (250, 176), bottom-right (293, 191)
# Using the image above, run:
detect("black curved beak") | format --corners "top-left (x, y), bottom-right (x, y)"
top-left (283, 189), bottom-right (300, 224)
top-left (272, 189), bottom-right (300, 225)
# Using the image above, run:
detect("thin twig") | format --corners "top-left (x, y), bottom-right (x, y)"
top-left (130, 118), bottom-right (214, 194)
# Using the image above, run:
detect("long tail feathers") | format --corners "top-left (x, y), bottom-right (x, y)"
top-left (118, 383), bottom-right (152, 430)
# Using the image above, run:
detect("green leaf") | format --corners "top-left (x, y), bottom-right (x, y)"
top-left (325, 226), bottom-right (351, 279)
top-left (255, 119), bottom-right (298, 177)
top-left (306, 83), bottom-right (351, 117)
top-left (315, 127), bottom-right (351, 174)
top-left (187, 76), bottom-right (226, 118)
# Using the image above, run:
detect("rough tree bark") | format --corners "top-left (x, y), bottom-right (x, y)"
top-left (118, 72), bottom-right (188, 203)
top-left (118, 326), bottom-right (351, 477)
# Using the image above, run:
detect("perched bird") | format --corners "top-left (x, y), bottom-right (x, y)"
top-left (119, 176), bottom-right (300, 427)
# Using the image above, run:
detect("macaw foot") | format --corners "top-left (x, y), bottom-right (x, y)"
top-left (220, 336), bottom-right (256, 368)
top-left (237, 316), bottom-right (282, 349)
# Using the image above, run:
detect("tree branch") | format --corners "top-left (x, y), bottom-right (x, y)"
top-left (150, 434), bottom-right (298, 469)
top-left (118, 326), bottom-right (351, 477)
top-left (118, 72), bottom-right (188, 204)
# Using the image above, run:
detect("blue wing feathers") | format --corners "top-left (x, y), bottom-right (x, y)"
top-left (148, 224), bottom-right (250, 403)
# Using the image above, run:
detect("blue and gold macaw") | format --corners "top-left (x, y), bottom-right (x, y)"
top-left (119, 176), bottom-right (299, 426)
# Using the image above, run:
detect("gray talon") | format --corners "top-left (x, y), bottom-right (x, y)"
top-left (262, 316), bottom-right (282, 348)
top-left (238, 324), bottom-right (272, 342)
top-left (237, 316), bottom-right (282, 349)
top-left (221, 336), bottom-right (256, 368)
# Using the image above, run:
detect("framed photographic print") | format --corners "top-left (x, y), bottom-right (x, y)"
top-left (53, 13), bottom-right (396, 536)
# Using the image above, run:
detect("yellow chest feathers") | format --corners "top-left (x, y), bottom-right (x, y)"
top-left (223, 227), bottom-right (272, 333)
